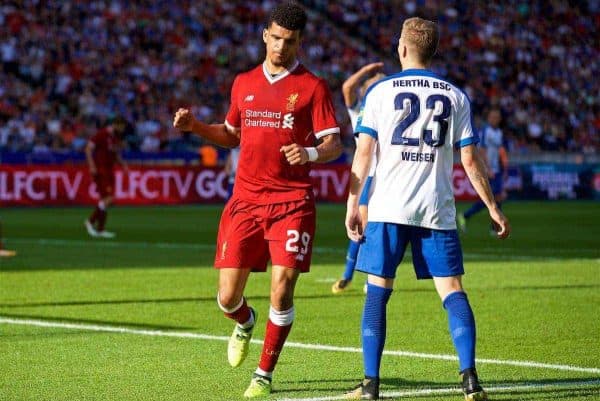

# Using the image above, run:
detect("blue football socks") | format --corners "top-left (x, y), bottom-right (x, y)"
top-left (443, 291), bottom-right (476, 372)
top-left (362, 283), bottom-right (393, 378)
top-left (343, 240), bottom-right (360, 281)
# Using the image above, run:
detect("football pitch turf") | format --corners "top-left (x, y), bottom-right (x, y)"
top-left (1, 201), bottom-right (599, 401)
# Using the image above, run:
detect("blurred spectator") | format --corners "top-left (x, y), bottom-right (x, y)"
top-left (199, 144), bottom-right (218, 167)
top-left (0, 0), bottom-right (597, 159)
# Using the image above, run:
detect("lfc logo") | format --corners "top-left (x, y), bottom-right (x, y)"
top-left (286, 93), bottom-right (299, 111)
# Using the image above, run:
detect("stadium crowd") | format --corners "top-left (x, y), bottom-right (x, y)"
top-left (0, 0), bottom-right (598, 161)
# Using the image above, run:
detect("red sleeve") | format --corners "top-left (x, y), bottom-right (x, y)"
top-left (311, 79), bottom-right (340, 139)
top-left (90, 130), bottom-right (105, 146)
top-left (224, 75), bottom-right (241, 129)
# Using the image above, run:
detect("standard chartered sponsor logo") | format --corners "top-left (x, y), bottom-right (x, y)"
top-left (282, 113), bottom-right (294, 129)
top-left (243, 109), bottom-right (294, 129)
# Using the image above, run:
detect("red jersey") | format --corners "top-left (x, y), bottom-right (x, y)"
top-left (225, 61), bottom-right (339, 204)
top-left (90, 128), bottom-right (119, 174)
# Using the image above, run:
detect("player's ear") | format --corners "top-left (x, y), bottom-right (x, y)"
top-left (262, 28), bottom-right (268, 44)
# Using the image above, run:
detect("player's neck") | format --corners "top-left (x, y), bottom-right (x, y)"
top-left (264, 58), bottom-right (296, 76)
top-left (401, 60), bottom-right (428, 71)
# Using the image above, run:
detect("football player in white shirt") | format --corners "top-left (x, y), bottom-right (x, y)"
top-left (458, 108), bottom-right (509, 233)
top-left (345, 17), bottom-right (510, 401)
top-left (332, 62), bottom-right (384, 295)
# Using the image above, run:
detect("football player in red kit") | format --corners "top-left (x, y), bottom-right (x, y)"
top-left (173, 2), bottom-right (342, 398)
top-left (84, 117), bottom-right (128, 238)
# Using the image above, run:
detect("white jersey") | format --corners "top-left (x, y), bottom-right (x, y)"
top-left (355, 69), bottom-right (478, 229)
top-left (347, 104), bottom-right (361, 130)
top-left (348, 104), bottom-right (377, 176)
top-left (480, 125), bottom-right (503, 175)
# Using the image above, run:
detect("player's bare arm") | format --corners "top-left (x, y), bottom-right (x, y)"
top-left (478, 146), bottom-right (494, 178)
top-left (346, 134), bottom-right (375, 241)
top-left (85, 142), bottom-right (97, 176)
top-left (173, 108), bottom-right (240, 148)
top-left (342, 62), bottom-right (384, 107)
top-left (461, 144), bottom-right (511, 239)
top-left (280, 133), bottom-right (342, 165)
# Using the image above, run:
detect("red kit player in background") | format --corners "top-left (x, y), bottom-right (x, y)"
top-left (84, 117), bottom-right (128, 239)
top-left (173, 2), bottom-right (342, 398)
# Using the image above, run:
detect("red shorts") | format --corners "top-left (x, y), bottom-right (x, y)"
top-left (93, 172), bottom-right (115, 198)
top-left (214, 197), bottom-right (316, 272)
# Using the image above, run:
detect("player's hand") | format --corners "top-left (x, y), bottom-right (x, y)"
top-left (280, 143), bottom-right (308, 165)
top-left (489, 206), bottom-right (510, 239)
top-left (361, 62), bottom-right (384, 74)
top-left (89, 165), bottom-right (97, 176)
top-left (173, 108), bottom-right (195, 132)
top-left (345, 205), bottom-right (364, 242)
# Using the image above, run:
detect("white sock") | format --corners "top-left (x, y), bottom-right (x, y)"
top-left (255, 367), bottom-right (272, 379)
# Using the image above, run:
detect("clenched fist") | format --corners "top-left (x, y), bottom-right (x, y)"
top-left (173, 108), bottom-right (195, 132)
top-left (280, 143), bottom-right (309, 165)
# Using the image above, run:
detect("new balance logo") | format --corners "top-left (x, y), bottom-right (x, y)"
top-left (282, 113), bottom-right (294, 129)
top-left (244, 95), bottom-right (254, 102)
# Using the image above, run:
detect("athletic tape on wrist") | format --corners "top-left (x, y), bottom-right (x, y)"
top-left (305, 147), bottom-right (318, 162)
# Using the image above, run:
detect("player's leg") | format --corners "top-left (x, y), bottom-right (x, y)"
top-left (244, 200), bottom-right (314, 398)
top-left (214, 201), bottom-right (267, 370)
top-left (346, 222), bottom-right (407, 400)
top-left (333, 177), bottom-right (371, 294)
top-left (85, 175), bottom-right (103, 236)
top-left (244, 265), bottom-right (300, 398)
top-left (346, 274), bottom-right (393, 400)
top-left (87, 174), bottom-right (115, 237)
top-left (434, 276), bottom-right (486, 400)
top-left (333, 239), bottom-right (359, 293)
top-left (218, 267), bottom-right (256, 368)
top-left (96, 195), bottom-right (114, 236)
top-left (415, 227), bottom-right (486, 401)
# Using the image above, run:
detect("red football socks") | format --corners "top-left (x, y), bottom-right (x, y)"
top-left (224, 298), bottom-right (251, 325)
top-left (258, 319), bottom-right (292, 372)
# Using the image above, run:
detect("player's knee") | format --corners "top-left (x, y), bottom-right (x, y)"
top-left (433, 276), bottom-right (463, 300)
top-left (269, 305), bottom-right (295, 326)
top-left (216, 291), bottom-right (243, 312)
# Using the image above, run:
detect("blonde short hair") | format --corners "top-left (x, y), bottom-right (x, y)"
top-left (401, 17), bottom-right (439, 64)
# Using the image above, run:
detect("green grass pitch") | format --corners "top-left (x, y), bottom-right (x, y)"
top-left (1, 201), bottom-right (599, 400)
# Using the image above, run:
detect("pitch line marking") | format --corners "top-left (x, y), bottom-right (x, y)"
top-left (1, 316), bottom-right (598, 375)
top-left (5, 237), bottom-right (576, 261)
top-left (275, 379), bottom-right (600, 401)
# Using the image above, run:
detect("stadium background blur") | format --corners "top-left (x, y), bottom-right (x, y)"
top-left (1, 0), bottom-right (598, 165)
top-left (1, 3), bottom-right (599, 401)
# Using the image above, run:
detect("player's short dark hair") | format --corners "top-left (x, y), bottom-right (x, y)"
top-left (110, 115), bottom-right (128, 138)
top-left (268, 2), bottom-right (307, 34)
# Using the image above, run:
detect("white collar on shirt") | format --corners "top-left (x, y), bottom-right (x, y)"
top-left (262, 60), bottom-right (300, 84)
